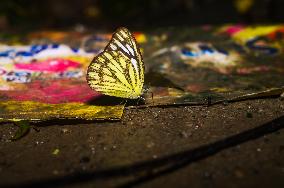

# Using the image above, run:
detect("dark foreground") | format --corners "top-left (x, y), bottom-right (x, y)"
top-left (0, 98), bottom-right (284, 188)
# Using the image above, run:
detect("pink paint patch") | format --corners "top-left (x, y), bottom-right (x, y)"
top-left (225, 25), bottom-right (245, 36)
top-left (201, 25), bottom-right (212, 31)
top-left (4, 80), bottom-right (102, 104)
top-left (186, 84), bottom-right (205, 93)
top-left (236, 66), bottom-right (270, 75)
top-left (15, 59), bottom-right (80, 72)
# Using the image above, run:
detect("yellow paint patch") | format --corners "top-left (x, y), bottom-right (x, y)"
top-left (0, 101), bottom-right (124, 122)
top-left (210, 87), bottom-right (232, 93)
top-left (232, 26), bottom-right (282, 44)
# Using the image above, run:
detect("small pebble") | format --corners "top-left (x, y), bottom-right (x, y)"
top-left (146, 142), bottom-right (155, 148)
top-left (179, 131), bottom-right (189, 138)
top-left (52, 148), bottom-right (60, 155)
top-left (61, 128), bottom-right (70, 134)
top-left (53, 170), bottom-right (59, 175)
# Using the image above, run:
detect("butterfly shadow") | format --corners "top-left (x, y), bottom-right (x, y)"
top-left (144, 70), bottom-right (184, 91)
top-left (86, 95), bottom-right (145, 107)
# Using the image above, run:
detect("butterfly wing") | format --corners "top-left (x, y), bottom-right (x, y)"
top-left (87, 27), bottom-right (144, 99)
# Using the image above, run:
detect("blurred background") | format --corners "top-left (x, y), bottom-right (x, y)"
top-left (0, 0), bottom-right (284, 31)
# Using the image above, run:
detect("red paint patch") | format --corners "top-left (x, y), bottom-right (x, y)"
top-left (4, 80), bottom-right (101, 104)
top-left (267, 28), bottom-right (284, 40)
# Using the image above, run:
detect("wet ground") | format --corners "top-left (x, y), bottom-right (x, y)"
top-left (0, 98), bottom-right (284, 188)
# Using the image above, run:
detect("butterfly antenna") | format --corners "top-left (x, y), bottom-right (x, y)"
top-left (207, 95), bottom-right (212, 107)
top-left (151, 92), bottom-right (155, 106)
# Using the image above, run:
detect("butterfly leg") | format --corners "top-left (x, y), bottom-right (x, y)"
top-left (136, 96), bottom-right (145, 106)
top-left (151, 92), bottom-right (154, 105)
top-left (207, 95), bottom-right (212, 107)
top-left (119, 99), bottom-right (128, 106)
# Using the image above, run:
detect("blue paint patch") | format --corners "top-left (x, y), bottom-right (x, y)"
top-left (181, 48), bottom-right (198, 57)
top-left (16, 51), bottom-right (33, 57)
top-left (246, 37), bottom-right (278, 55)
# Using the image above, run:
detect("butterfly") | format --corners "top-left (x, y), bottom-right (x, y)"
top-left (86, 27), bottom-right (145, 99)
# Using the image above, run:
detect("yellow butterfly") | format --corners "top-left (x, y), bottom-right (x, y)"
top-left (86, 27), bottom-right (145, 99)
